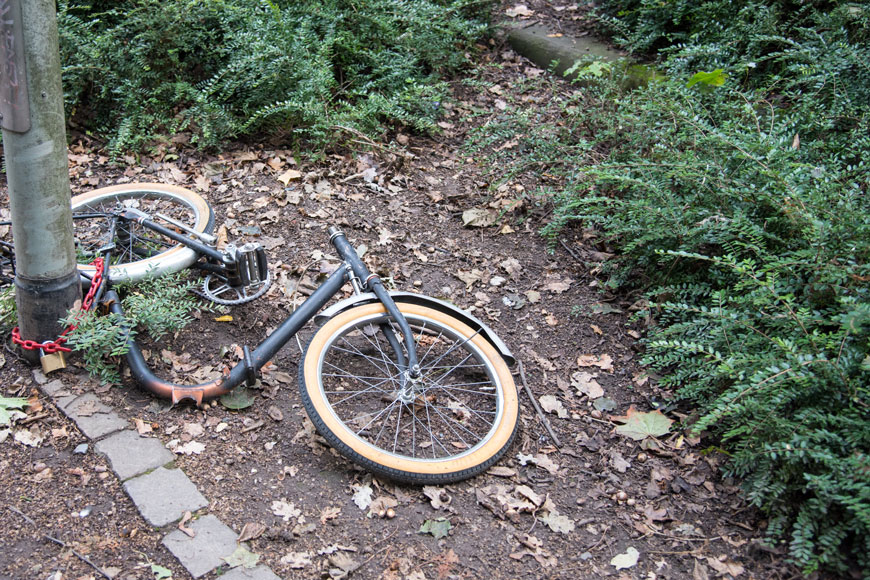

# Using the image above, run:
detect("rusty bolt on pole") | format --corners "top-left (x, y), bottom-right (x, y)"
top-left (1, 0), bottom-right (81, 364)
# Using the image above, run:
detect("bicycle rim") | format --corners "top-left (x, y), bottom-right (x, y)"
top-left (300, 302), bottom-right (518, 484)
top-left (71, 183), bottom-right (214, 283)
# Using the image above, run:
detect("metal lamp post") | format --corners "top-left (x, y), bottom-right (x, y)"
top-left (1, 0), bottom-right (80, 365)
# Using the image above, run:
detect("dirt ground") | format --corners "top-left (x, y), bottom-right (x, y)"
top-left (0, 4), bottom-right (813, 580)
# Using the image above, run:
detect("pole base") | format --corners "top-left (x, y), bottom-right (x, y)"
top-left (14, 270), bottom-right (81, 364)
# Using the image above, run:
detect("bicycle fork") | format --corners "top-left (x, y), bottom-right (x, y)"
top-left (327, 227), bottom-right (422, 393)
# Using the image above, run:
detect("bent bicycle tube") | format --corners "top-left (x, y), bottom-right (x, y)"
top-left (106, 264), bottom-right (350, 405)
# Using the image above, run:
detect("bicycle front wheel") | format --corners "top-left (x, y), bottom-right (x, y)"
top-left (300, 302), bottom-right (519, 484)
top-left (71, 183), bottom-right (214, 284)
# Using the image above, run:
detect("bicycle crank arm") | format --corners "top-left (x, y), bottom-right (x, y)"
top-left (121, 209), bottom-right (226, 263)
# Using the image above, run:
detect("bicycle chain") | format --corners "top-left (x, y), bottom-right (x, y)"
top-left (11, 258), bottom-right (105, 353)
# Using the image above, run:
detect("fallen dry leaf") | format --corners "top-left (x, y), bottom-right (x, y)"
top-left (423, 486), bottom-right (452, 511)
top-left (541, 278), bottom-right (572, 293)
top-left (516, 452), bottom-right (560, 474)
top-left (505, 4), bottom-right (534, 17)
top-left (277, 169), bottom-right (303, 185)
top-left (571, 371), bottom-right (604, 399)
top-left (271, 500), bottom-right (301, 522)
top-left (487, 465), bottom-right (517, 478)
top-left (706, 556), bottom-right (745, 577)
top-left (611, 546), bottom-right (640, 570)
top-left (133, 418), bottom-right (153, 435)
top-left (237, 522), bottom-right (267, 543)
top-left (462, 208), bottom-right (498, 227)
top-left (171, 440), bottom-right (205, 455)
top-left (281, 551), bottom-right (312, 569)
top-left (320, 505), bottom-right (342, 524)
top-left (540, 510), bottom-right (575, 534)
top-left (14, 427), bottom-right (44, 447)
top-left (577, 353), bottom-right (614, 371)
top-left (178, 511), bottom-right (195, 538)
top-left (539, 395), bottom-right (568, 419)
top-left (515, 485), bottom-right (543, 507)
top-left (352, 483), bottom-right (373, 511)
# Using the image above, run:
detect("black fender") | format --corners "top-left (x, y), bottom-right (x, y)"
top-left (314, 292), bottom-right (516, 367)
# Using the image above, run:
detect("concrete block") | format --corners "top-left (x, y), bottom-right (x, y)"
top-left (124, 467), bottom-right (207, 527)
top-left (96, 429), bottom-right (175, 480)
top-left (162, 514), bottom-right (238, 578)
top-left (61, 393), bottom-right (127, 439)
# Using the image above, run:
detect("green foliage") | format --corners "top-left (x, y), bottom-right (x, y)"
top-left (58, 0), bottom-right (491, 151)
top-left (0, 396), bottom-right (28, 426)
top-left (0, 286), bottom-right (16, 334)
top-left (121, 274), bottom-right (200, 339)
top-left (62, 273), bottom-right (200, 384)
top-left (466, 2), bottom-right (870, 574)
top-left (62, 310), bottom-right (135, 385)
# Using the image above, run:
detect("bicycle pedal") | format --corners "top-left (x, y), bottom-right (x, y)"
top-left (40, 349), bottom-right (67, 374)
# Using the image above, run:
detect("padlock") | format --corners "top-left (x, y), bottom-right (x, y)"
top-left (39, 349), bottom-right (67, 374)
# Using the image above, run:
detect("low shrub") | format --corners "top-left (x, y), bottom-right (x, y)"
top-left (62, 272), bottom-right (202, 384)
top-left (466, 2), bottom-right (869, 574)
top-left (58, 0), bottom-right (492, 151)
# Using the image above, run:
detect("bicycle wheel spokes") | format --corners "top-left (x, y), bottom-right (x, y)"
top-left (74, 195), bottom-right (194, 265)
top-left (315, 312), bottom-right (501, 461)
top-left (71, 184), bottom-right (214, 283)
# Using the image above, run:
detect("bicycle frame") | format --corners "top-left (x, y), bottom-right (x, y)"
top-left (104, 226), bottom-right (424, 405)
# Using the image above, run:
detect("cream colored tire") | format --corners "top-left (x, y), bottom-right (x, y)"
top-left (300, 302), bottom-right (519, 484)
top-left (71, 183), bottom-right (214, 283)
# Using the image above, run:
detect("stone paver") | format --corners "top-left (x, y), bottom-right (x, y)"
top-left (60, 393), bottom-right (128, 438)
top-left (39, 372), bottom-right (278, 578)
top-left (162, 514), bottom-right (238, 578)
top-left (124, 467), bottom-right (208, 527)
top-left (39, 378), bottom-right (70, 396)
top-left (218, 565), bottom-right (282, 580)
top-left (96, 429), bottom-right (175, 480)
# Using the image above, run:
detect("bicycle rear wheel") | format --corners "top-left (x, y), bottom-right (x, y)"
top-left (71, 183), bottom-right (214, 284)
top-left (300, 302), bottom-right (519, 484)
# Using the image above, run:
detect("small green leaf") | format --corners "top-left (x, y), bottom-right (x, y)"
top-left (419, 518), bottom-right (452, 538)
top-left (222, 545), bottom-right (260, 569)
top-left (686, 69), bottom-right (727, 88)
top-left (612, 406), bottom-right (673, 441)
top-left (220, 387), bottom-right (255, 410)
top-left (564, 59), bottom-right (611, 79)
top-left (150, 563), bottom-right (173, 579)
top-left (0, 397), bottom-right (28, 426)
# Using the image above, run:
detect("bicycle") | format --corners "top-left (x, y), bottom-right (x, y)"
top-left (3, 182), bottom-right (520, 484)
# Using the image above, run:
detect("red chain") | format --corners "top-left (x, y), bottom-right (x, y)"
top-left (11, 258), bottom-right (106, 354)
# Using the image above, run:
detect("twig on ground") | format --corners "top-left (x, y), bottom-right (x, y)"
top-left (8, 505), bottom-right (114, 579)
top-left (516, 360), bottom-right (562, 448)
top-left (357, 526), bottom-right (399, 569)
top-left (331, 125), bottom-right (414, 159)
top-left (560, 239), bottom-right (584, 264)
